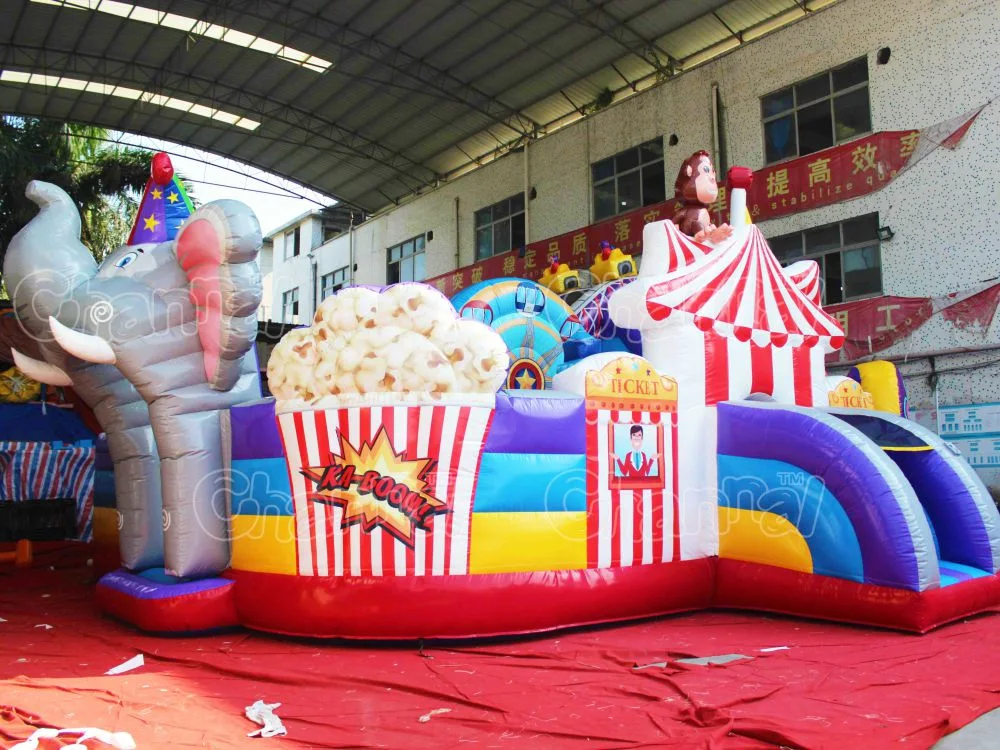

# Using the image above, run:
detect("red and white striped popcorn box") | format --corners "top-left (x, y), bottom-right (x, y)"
top-left (276, 395), bottom-right (494, 578)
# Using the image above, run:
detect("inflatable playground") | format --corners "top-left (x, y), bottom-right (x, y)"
top-left (4, 153), bottom-right (1000, 641)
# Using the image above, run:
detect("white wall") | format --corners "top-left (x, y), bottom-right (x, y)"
top-left (270, 215), bottom-right (325, 323)
top-left (269, 0), bottom-right (1000, 452)
top-left (332, 0), bottom-right (998, 302)
top-left (258, 242), bottom-right (273, 322)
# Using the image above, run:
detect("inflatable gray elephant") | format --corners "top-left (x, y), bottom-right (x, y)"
top-left (4, 181), bottom-right (263, 577)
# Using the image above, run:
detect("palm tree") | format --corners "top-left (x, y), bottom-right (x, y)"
top-left (0, 117), bottom-right (153, 267)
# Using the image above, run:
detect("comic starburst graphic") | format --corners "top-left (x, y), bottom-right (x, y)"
top-left (300, 427), bottom-right (446, 546)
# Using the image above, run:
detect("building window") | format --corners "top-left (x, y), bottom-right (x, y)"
top-left (591, 137), bottom-right (665, 222)
top-left (281, 288), bottom-right (299, 323)
top-left (770, 213), bottom-right (881, 305)
top-left (387, 234), bottom-right (426, 284)
top-left (762, 57), bottom-right (871, 164)
top-left (321, 267), bottom-right (349, 300)
top-left (284, 226), bottom-right (300, 259)
top-left (475, 194), bottom-right (526, 261)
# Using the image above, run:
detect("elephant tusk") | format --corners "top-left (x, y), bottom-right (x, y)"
top-left (48, 317), bottom-right (117, 365)
top-left (11, 348), bottom-right (73, 386)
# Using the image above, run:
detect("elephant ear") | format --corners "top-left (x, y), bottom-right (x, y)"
top-left (174, 200), bottom-right (263, 391)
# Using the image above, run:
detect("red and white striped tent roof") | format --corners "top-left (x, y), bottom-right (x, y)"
top-left (783, 260), bottom-right (822, 306)
top-left (645, 222), bottom-right (844, 350)
top-left (646, 218), bottom-right (712, 274)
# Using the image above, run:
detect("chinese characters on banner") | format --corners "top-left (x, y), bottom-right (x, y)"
top-left (426, 203), bottom-right (669, 296)
top-left (713, 129), bottom-right (919, 226)
top-left (824, 296), bottom-right (934, 364)
top-left (824, 282), bottom-right (1000, 364)
top-left (426, 130), bottom-right (919, 297)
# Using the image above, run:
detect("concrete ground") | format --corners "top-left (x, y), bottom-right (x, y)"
top-left (934, 707), bottom-right (1000, 748)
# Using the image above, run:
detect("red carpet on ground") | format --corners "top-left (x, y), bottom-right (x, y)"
top-left (2, 545), bottom-right (1000, 749)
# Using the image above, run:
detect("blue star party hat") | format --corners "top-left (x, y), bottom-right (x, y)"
top-left (127, 151), bottom-right (195, 244)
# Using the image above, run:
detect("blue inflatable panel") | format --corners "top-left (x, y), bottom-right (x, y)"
top-left (830, 412), bottom-right (928, 449)
top-left (563, 336), bottom-right (605, 362)
top-left (939, 560), bottom-right (991, 587)
top-left (718, 455), bottom-right (865, 582)
top-left (474, 452), bottom-right (587, 512)
top-left (484, 391), bottom-right (585, 455)
top-left (0, 403), bottom-right (97, 442)
top-left (230, 457), bottom-right (293, 516)
top-left (94, 469), bottom-right (116, 509)
top-left (230, 399), bottom-right (285, 461)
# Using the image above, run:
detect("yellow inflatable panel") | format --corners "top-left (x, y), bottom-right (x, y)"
top-left (855, 361), bottom-right (903, 415)
top-left (231, 515), bottom-right (297, 574)
top-left (469, 512), bottom-right (588, 573)
top-left (93, 507), bottom-right (119, 546)
top-left (718, 507), bottom-right (813, 574)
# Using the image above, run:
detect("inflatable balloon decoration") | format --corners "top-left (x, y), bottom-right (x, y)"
top-left (589, 240), bottom-right (637, 283)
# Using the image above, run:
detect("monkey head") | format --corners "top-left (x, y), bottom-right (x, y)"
top-left (674, 150), bottom-right (719, 205)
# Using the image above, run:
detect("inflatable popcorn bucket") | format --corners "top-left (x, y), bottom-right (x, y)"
top-left (262, 282), bottom-right (509, 581)
top-left (276, 398), bottom-right (494, 578)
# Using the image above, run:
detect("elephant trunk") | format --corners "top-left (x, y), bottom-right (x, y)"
top-left (3, 181), bottom-right (98, 335)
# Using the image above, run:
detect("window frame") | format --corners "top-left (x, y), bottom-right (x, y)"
top-left (771, 213), bottom-right (882, 305)
top-left (320, 266), bottom-right (349, 300)
top-left (474, 193), bottom-right (526, 261)
top-left (591, 137), bottom-right (665, 222)
top-left (760, 57), bottom-right (871, 166)
top-left (283, 226), bottom-right (301, 260)
top-left (281, 287), bottom-right (300, 323)
top-left (386, 234), bottom-right (427, 284)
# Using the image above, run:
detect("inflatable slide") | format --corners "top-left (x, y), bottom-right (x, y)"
top-left (716, 401), bottom-right (1000, 631)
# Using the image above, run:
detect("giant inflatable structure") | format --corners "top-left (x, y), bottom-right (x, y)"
top-left (6, 156), bottom-right (999, 638)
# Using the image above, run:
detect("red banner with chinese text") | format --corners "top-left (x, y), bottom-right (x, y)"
top-left (727, 129), bottom-right (919, 225)
top-left (426, 201), bottom-right (671, 297)
top-left (825, 296), bottom-right (934, 363)
top-left (825, 282), bottom-right (1000, 364)
top-left (426, 130), bottom-right (921, 297)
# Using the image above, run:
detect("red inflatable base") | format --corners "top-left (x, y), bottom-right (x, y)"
top-left (95, 570), bottom-right (239, 633)
top-left (225, 558), bottom-right (716, 639)
top-left (714, 558), bottom-right (1000, 632)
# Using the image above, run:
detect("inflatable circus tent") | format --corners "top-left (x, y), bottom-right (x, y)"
top-left (639, 221), bottom-right (843, 407)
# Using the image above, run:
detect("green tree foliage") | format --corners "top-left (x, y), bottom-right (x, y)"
top-left (0, 117), bottom-right (153, 266)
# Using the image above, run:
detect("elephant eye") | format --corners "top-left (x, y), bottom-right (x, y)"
top-left (115, 251), bottom-right (139, 269)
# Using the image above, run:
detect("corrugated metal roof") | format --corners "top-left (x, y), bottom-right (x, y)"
top-left (0, 0), bottom-right (839, 213)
